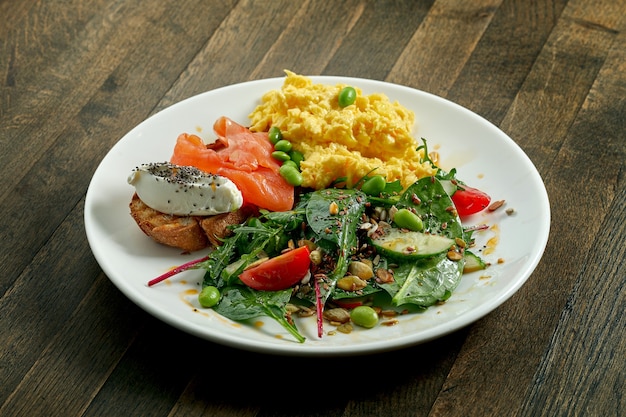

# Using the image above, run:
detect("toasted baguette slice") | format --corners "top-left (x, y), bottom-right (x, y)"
top-left (130, 193), bottom-right (207, 252)
top-left (129, 193), bottom-right (258, 252)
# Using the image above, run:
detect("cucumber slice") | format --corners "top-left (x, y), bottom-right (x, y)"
top-left (463, 250), bottom-right (487, 273)
top-left (370, 226), bottom-right (455, 260)
top-left (438, 179), bottom-right (457, 197)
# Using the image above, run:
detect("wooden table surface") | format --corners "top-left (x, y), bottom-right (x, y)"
top-left (1, 1), bottom-right (624, 416)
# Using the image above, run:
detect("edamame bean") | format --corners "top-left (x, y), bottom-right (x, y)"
top-left (289, 150), bottom-right (304, 168)
top-left (393, 208), bottom-right (424, 231)
top-left (268, 126), bottom-right (282, 144)
top-left (361, 175), bottom-right (386, 196)
top-left (279, 164), bottom-right (303, 186)
top-left (247, 217), bottom-right (262, 228)
top-left (271, 150), bottom-right (291, 162)
top-left (282, 160), bottom-right (298, 169)
top-left (198, 286), bottom-right (220, 308)
top-left (274, 139), bottom-right (292, 153)
top-left (350, 305), bottom-right (378, 328)
top-left (338, 86), bottom-right (357, 107)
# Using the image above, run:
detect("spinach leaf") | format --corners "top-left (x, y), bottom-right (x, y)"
top-left (380, 254), bottom-right (463, 307)
top-left (396, 177), bottom-right (464, 240)
top-left (306, 188), bottom-right (366, 247)
top-left (305, 189), bottom-right (367, 301)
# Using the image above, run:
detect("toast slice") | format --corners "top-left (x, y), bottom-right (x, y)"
top-left (129, 193), bottom-right (258, 252)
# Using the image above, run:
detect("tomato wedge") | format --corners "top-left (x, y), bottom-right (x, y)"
top-left (451, 184), bottom-right (491, 216)
top-left (239, 246), bottom-right (311, 291)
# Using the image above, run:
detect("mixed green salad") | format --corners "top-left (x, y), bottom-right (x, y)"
top-left (148, 143), bottom-right (491, 343)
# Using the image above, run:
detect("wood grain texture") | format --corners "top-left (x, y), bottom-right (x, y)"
top-left (520, 18), bottom-right (626, 415)
top-left (1, 0), bottom-right (624, 415)
top-left (389, 0), bottom-right (502, 95)
top-left (429, 1), bottom-right (626, 415)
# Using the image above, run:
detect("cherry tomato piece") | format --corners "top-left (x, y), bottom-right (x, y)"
top-left (239, 246), bottom-right (311, 291)
top-left (451, 185), bottom-right (491, 216)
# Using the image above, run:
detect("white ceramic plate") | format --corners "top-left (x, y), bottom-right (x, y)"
top-left (84, 76), bottom-right (550, 356)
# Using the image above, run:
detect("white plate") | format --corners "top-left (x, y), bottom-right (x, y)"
top-left (84, 76), bottom-right (550, 356)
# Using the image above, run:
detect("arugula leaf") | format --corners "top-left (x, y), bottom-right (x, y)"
top-left (202, 209), bottom-right (306, 288)
top-left (213, 286), bottom-right (305, 343)
top-left (199, 232), bottom-right (242, 288)
top-left (417, 138), bottom-right (457, 181)
top-left (199, 208), bottom-right (310, 342)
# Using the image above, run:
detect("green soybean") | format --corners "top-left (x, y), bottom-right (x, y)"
top-left (289, 150), bottom-right (305, 168)
top-left (282, 160), bottom-right (298, 169)
top-left (361, 175), bottom-right (386, 196)
top-left (199, 286), bottom-right (220, 308)
top-left (350, 306), bottom-right (378, 328)
top-left (268, 126), bottom-right (283, 144)
top-left (271, 150), bottom-right (291, 162)
top-left (279, 164), bottom-right (303, 186)
top-left (338, 86), bottom-right (357, 107)
top-left (393, 208), bottom-right (424, 231)
top-left (247, 217), bottom-right (263, 228)
top-left (274, 139), bottom-right (292, 153)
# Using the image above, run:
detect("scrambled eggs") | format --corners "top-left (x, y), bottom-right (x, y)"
top-left (248, 70), bottom-right (436, 190)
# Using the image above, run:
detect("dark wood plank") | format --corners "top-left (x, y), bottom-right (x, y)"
top-left (0, 201), bottom-right (121, 409)
top-left (82, 321), bottom-right (202, 417)
top-left (159, 0), bottom-right (370, 109)
top-left (0, 0), bottom-right (234, 411)
top-left (519, 23), bottom-right (626, 416)
top-left (0, 275), bottom-right (142, 417)
top-left (389, 0), bottom-right (502, 96)
top-left (0, 0), bottom-right (104, 79)
top-left (162, 0), bottom-right (436, 107)
top-left (0, 0), bottom-right (33, 37)
top-left (0, 0), bottom-right (234, 293)
top-left (160, 331), bottom-right (468, 417)
top-left (0, 0), bottom-right (126, 175)
top-left (323, 0), bottom-right (435, 81)
top-left (446, 0), bottom-right (568, 125)
top-left (524, 179), bottom-right (626, 415)
top-left (157, 0), bottom-right (305, 111)
top-left (248, 0), bottom-right (370, 80)
top-left (428, 1), bottom-right (626, 415)
top-left (499, 0), bottom-right (625, 175)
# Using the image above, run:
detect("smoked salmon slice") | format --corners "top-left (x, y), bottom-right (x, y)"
top-left (171, 117), bottom-right (295, 212)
